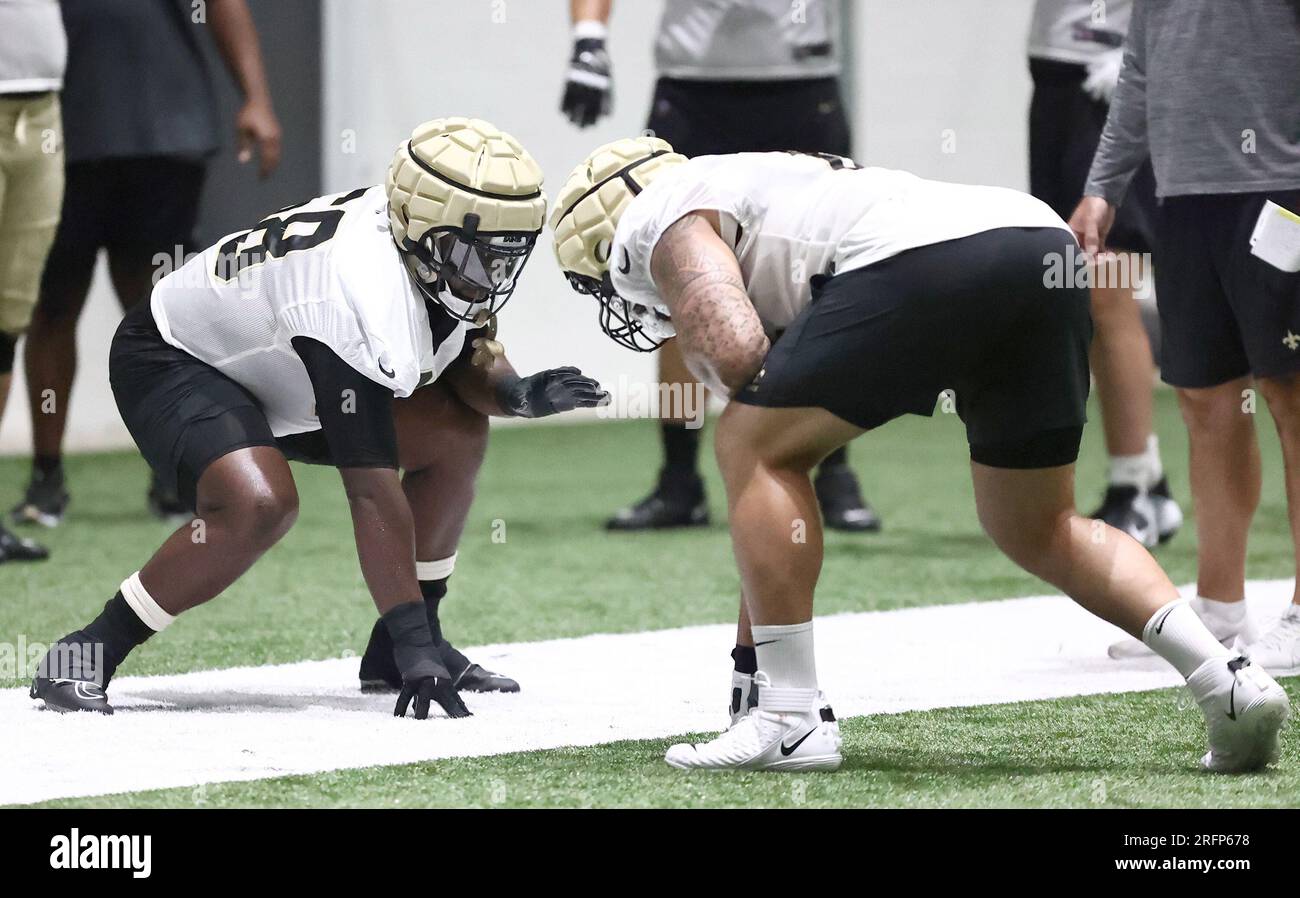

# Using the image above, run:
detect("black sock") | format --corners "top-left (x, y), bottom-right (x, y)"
top-left (79, 592), bottom-right (155, 682)
top-left (731, 644), bottom-right (757, 675)
top-left (821, 446), bottom-right (849, 470)
top-left (420, 577), bottom-right (449, 644)
top-left (661, 421), bottom-right (701, 476)
top-left (34, 454), bottom-right (63, 480)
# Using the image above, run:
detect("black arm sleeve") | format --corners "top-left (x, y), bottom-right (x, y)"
top-left (290, 337), bottom-right (399, 469)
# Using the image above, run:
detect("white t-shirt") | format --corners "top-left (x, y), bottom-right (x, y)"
top-left (654, 0), bottom-right (840, 80)
top-left (152, 186), bottom-right (469, 437)
top-left (611, 153), bottom-right (1072, 336)
top-left (1027, 0), bottom-right (1131, 65)
top-left (0, 0), bottom-right (66, 92)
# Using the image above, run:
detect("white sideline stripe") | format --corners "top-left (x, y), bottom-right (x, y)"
top-left (2, 580), bottom-right (1294, 806)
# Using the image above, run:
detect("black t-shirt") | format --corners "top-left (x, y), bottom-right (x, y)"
top-left (283, 337), bottom-right (399, 470)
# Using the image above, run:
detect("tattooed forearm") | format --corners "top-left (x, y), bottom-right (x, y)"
top-left (650, 213), bottom-right (769, 397)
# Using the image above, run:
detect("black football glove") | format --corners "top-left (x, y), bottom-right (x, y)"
top-left (382, 601), bottom-right (470, 719)
top-left (561, 34), bottom-right (612, 128)
top-left (498, 367), bottom-right (610, 418)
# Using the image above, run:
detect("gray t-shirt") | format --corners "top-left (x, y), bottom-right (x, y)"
top-left (0, 0), bottom-right (66, 92)
top-left (654, 0), bottom-right (840, 80)
top-left (1085, 0), bottom-right (1300, 201)
top-left (60, 0), bottom-right (220, 163)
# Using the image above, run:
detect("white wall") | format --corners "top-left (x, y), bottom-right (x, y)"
top-left (3, 0), bottom-right (1038, 456)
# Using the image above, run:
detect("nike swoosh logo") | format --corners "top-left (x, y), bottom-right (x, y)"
top-left (617, 249), bottom-right (631, 275)
top-left (378, 362), bottom-right (396, 378)
top-left (781, 729), bottom-right (815, 756)
top-left (1153, 606), bottom-right (1176, 634)
top-left (754, 640), bottom-right (777, 647)
top-left (1227, 680), bottom-right (1238, 721)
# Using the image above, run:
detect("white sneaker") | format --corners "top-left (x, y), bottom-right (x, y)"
top-left (1109, 597), bottom-right (1259, 659)
top-left (669, 674), bottom-right (842, 772)
top-left (1243, 606), bottom-right (1300, 677)
top-left (1187, 655), bottom-right (1290, 773)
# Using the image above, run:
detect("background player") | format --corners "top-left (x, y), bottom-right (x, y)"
top-left (553, 137), bottom-right (1289, 773)
top-left (560, 0), bottom-right (877, 536)
top-left (30, 118), bottom-right (607, 717)
top-left (1027, 0), bottom-right (1180, 549)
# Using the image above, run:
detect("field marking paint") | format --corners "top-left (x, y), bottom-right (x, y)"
top-left (1, 581), bottom-right (1294, 805)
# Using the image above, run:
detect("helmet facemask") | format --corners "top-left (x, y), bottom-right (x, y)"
top-left (399, 212), bottom-right (538, 321)
top-left (565, 270), bottom-right (675, 352)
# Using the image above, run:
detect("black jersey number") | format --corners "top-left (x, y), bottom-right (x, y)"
top-left (213, 188), bottom-right (367, 281)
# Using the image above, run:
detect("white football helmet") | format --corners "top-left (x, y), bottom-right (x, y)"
top-left (387, 117), bottom-right (546, 320)
top-left (551, 135), bottom-right (686, 350)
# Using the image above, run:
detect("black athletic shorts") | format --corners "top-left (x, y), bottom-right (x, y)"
top-left (41, 156), bottom-right (206, 303)
top-left (1155, 189), bottom-right (1300, 388)
top-left (110, 301), bottom-right (276, 512)
top-left (1028, 58), bottom-right (1157, 254)
top-left (646, 76), bottom-right (851, 158)
top-left (736, 227), bottom-right (1093, 469)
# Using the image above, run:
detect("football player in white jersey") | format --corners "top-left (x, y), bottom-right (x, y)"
top-left (552, 137), bottom-right (1289, 773)
top-left (29, 118), bottom-right (608, 717)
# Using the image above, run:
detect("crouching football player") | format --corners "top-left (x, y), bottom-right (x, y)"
top-left (553, 137), bottom-right (1290, 772)
top-left (31, 118), bottom-right (607, 717)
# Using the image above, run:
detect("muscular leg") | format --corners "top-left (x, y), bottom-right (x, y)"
top-left (1090, 276), bottom-right (1155, 458)
top-left (716, 404), bottom-right (863, 628)
top-left (140, 447), bottom-right (299, 614)
top-left (1177, 378), bottom-right (1258, 604)
top-left (1257, 373), bottom-right (1300, 607)
top-left (971, 462), bottom-right (1177, 635)
top-left (394, 381), bottom-right (488, 561)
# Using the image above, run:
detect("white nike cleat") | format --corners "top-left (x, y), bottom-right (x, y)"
top-left (1187, 655), bottom-right (1290, 773)
top-left (1109, 596), bottom-right (1259, 660)
top-left (1243, 606), bottom-right (1300, 677)
top-left (669, 673), bottom-right (842, 772)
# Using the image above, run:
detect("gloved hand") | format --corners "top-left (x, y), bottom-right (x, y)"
top-left (383, 601), bottom-right (470, 719)
top-left (561, 22), bottom-right (612, 128)
top-left (498, 367), bottom-right (610, 418)
top-left (1083, 48), bottom-right (1124, 104)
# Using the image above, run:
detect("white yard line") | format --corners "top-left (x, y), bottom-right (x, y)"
top-left (2, 580), bottom-right (1294, 805)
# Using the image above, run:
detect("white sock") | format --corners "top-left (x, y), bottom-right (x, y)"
top-left (1143, 599), bottom-right (1232, 679)
top-left (1109, 435), bottom-right (1162, 491)
top-left (1189, 594), bottom-right (1247, 642)
top-left (753, 621), bottom-right (818, 713)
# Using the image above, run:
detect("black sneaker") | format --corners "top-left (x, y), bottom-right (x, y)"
top-left (605, 468), bottom-right (708, 531)
top-left (452, 660), bottom-right (520, 694)
top-left (1148, 476), bottom-right (1183, 545)
top-left (11, 466), bottom-right (68, 528)
top-left (30, 635), bottom-right (114, 714)
top-left (1088, 483), bottom-right (1157, 548)
top-left (147, 474), bottom-right (191, 522)
top-left (0, 524), bottom-right (49, 562)
top-left (814, 463), bottom-right (881, 532)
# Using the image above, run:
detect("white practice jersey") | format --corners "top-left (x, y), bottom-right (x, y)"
top-left (0, 0), bottom-right (66, 92)
top-left (1027, 0), bottom-right (1131, 65)
top-left (654, 0), bottom-right (840, 80)
top-left (151, 185), bottom-right (469, 437)
top-left (611, 153), bottom-right (1072, 336)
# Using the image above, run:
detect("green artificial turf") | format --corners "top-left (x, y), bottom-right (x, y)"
top-left (22, 678), bottom-right (1299, 809)
top-left (0, 387), bottom-right (1295, 685)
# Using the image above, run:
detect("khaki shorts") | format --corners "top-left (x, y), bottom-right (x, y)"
top-left (0, 92), bottom-right (63, 335)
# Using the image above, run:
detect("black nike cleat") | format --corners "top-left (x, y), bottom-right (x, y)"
top-left (147, 475), bottom-right (191, 523)
top-left (1148, 476), bottom-right (1183, 545)
top-left (453, 662), bottom-right (520, 694)
top-left (30, 635), bottom-right (114, 714)
top-left (814, 463), bottom-right (881, 532)
top-left (11, 466), bottom-right (69, 528)
top-left (605, 468), bottom-right (709, 531)
top-left (1089, 483), bottom-right (1157, 548)
top-left (0, 524), bottom-right (49, 562)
